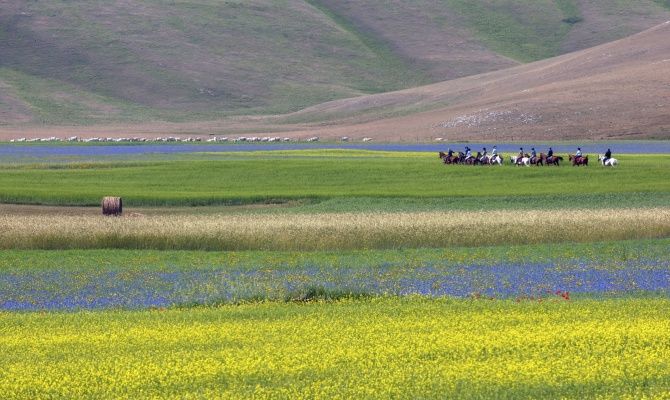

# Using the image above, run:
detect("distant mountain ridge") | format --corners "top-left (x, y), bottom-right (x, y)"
top-left (1, 0), bottom-right (669, 127)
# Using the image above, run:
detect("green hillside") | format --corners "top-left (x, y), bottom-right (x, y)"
top-left (1, 0), bottom-right (668, 125)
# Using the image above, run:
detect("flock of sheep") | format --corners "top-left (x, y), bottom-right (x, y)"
top-left (7, 136), bottom-right (374, 143)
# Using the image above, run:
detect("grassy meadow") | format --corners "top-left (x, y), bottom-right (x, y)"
top-left (0, 151), bottom-right (668, 207)
top-left (1, 147), bottom-right (669, 398)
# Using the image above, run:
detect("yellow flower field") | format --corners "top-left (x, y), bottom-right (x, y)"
top-left (1, 297), bottom-right (669, 399)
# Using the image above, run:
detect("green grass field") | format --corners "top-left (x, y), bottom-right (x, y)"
top-left (3, 238), bottom-right (666, 272)
top-left (0, 151), bottom-right (668, 207)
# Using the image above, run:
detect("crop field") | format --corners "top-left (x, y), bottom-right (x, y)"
top-left (1, 147), bottom-right (669, 398)
top-left (0, 151), bottom-right (668, 207)
top-left (1, 208), bottom-right (669, 250)
top-left (2, 298), bottom-right (670, 398)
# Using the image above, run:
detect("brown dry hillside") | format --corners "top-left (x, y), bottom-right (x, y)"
top-left (270, 20), bottom-right (670, 141)
top-left (1, 21), bottom-right (669, 141)
top-left (1, 0), bottom-right (669, 127)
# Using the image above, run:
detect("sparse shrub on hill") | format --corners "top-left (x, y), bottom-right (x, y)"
top-left (562, 16), bottom-right (583, 24)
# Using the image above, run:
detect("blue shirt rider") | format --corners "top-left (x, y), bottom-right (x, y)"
top-left (517, 147), bottom-right (524, 164)
top-left (530, 148), bottom-right (537, 159)
top-left (465, 147), bottom-right (472, 160)
top-left (547, 147), bottom-right (553, 158)
top-left (491, 146), bottom-right (498, 157)
top-left (575, 147), bottom-right (582, 158)
top-left (447, 148), bottom-right (453, 158)
top-left (604, 148), bottom-right (611, 161)
top-left (481, 147), bottom-right (488, 161)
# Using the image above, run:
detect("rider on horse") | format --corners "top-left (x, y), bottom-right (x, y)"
top-left (464, 147), bottom-right (473, 162)
top-left (547, 147), bottom-right (553, 160)
top-left (447, 148), bottom-right (453, 158)
top-left (481, 147), bottom-right (488, 163)
top-left (517, 147), bottom-right (524, 165)
top-left (491, 146), bottom-right (497, 157)
top-left (604, 148), bottom-right (611, 163)
top-left (530, 147), bottom-right (537, 163)
top-left (575, 147), bottom-right (582, 159)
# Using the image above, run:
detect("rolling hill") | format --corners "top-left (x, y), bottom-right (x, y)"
top-left (269, 20), bottom-right (670, 140)
top-left (1, 0), bottom-right (669, 129)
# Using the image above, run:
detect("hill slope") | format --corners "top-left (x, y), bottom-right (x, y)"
top-left (259, 21), bottom-right (670, 140)
top-left (1, 0), bottom-right (669, 126)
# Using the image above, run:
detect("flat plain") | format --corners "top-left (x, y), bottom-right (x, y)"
top-left (1, 147), bottom-right (669, 398)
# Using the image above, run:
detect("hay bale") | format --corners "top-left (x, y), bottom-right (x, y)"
top-left (102, 196), bottom-right (123, 216)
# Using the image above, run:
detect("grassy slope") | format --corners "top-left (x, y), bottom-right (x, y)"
top-left (1, 1), bottom-right (669, 124)
top-left (2, 297), bottom-right (670, 398)
top-left (0, 151), bottom-right (667, 207)
top-left (0, 0), bottom-right (424, 124)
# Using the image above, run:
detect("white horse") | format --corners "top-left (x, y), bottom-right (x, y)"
top-left (510, 155), bottom-right (530, 166)
top-left (490, 154), bottom-right (503, 165)
top-left (599, 155), bottom-right (618, 167)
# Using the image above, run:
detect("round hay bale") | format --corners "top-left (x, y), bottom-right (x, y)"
top-left (102, 196), bottom-right (123, 216)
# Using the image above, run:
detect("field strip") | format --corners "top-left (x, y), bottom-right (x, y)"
top-left (1, 208), bottom-right (668, 250)
top-left (1, 298), bottom-right (670, 398)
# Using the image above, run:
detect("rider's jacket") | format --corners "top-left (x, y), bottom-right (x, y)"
top-left (576, 150), bottom-right (582, 157)
top-left (531, 151), bottom-right (536, 158)
top-left (547, 150), bottom-right (553, 157)
top-left (465, 150), bottom-right (472, 158)
top-left (492, 148), bottom-right (497, 156)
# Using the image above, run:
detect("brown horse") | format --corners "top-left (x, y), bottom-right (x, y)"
top-left (569, 155), bottom-right (589, 166)
top-left (465, 152), bottom-right (481, 165)
top-left (530, 154), bottom-right (543, 166)
top-left (438, 152), bottom-right (460, 164)
top-left (542, 154), bottom-right (563, 166)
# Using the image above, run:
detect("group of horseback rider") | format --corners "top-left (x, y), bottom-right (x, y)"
top-left (443, 146), bottom-right (613, 166)
top-left (444, 145), bottom-right (500, 164)
top-left (513, 146), bottom-right (612, 165)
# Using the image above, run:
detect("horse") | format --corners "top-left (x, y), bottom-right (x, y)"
top-left (569, 155), bottom-right (589, 166)
top-left (529, 154), bottom-right (543, 166)
top-left (599, 155), bottom-right (618, 167)
top-left (465, 152), bottom-right (481, 165)
top-left (542, 154), bottom-right (563, 166)
top-left (511, 154), bottom-right (530, 166)
top-left (490, 154), bottom-right (503, 165)
top-left (439, 152), bottom-right (454, 164)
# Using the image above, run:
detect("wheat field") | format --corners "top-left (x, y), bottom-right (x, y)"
top-left (2, 208), bottom-right (668, 250)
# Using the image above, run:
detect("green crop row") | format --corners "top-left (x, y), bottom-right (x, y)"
top-left (2, 238), bottom-right (667, 272)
